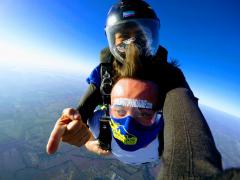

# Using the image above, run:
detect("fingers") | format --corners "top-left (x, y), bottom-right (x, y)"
top-left (46, 120), bottom-right (67, 154)
top-left (85, 140), bottom-right (111, 156)
top-left (46, 112), bottom-right (75, 155)
top-left (46, 108), bottom-right (84, 154)
top-left (62, 119), bottom-right (85, 140)
top-left (64, 120), bottom-right (82, 137)
top-left (62, 108), bottom-right (81, 121)
top-left (62, 122), bottom-right (91, 147)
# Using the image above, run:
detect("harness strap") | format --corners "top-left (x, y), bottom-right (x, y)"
top-left (98, 62), bottom-right (113, 150)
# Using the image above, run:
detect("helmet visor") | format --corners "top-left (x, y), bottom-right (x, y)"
top-left (105, 19), bottom-right (160, 63)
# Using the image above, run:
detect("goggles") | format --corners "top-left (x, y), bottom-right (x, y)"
top-left (110, 104), bottom-right (158, 126)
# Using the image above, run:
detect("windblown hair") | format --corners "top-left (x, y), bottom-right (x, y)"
top-left (112, 43), bottom-right (147, 82)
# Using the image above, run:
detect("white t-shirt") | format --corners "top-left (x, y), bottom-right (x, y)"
top-left (88, 110), bottom-right (160, 165)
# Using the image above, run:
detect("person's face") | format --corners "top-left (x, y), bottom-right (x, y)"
top-left (110, 78), bottom-right (160, 126)
top-left (114, 27), bottom-right (145, 46)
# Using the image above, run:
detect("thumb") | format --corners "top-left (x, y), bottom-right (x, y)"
top-left (46, 122), bottom-right (67, 154)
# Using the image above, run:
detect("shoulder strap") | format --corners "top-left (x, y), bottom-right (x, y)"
top-left (100, 64), bottom-right (112, 105)
top-left (98, 47), bottom-right (114, 151)
top-left (99, 47), bottom-right (114, 105)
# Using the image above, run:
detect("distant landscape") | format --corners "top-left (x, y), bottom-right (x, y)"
top-left (0, 66), bottom-right (239, 179)
top-left (200, 105), bottom-right (240, 168)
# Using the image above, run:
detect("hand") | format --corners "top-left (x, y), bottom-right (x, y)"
top-left (46, 108), bottom-right (91, 154)
top-left (85, 138), bottom-right (111, 156)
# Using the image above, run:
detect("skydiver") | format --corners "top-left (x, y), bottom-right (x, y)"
top-left (85, 76), bottom-right (163, 164)
top-left (47, 0), bottom-right (191, 155)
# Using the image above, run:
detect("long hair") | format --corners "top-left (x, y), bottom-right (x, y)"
top-left (112, 43), bottom-right (146, 82)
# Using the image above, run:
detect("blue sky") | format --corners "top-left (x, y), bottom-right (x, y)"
top-left (0, 0), bottom-right (239, 117)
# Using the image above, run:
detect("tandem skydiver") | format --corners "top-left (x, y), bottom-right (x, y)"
top-left (47, 0), bottom-right (191, 156)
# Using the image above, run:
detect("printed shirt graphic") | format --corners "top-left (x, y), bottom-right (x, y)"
top-left (88, 110), bottom-right (160, 165)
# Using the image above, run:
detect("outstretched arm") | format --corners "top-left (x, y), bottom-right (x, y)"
top-left (158, 88), bottom-right (223, 179)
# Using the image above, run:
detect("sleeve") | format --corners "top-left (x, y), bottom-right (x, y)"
top-left (76, 65), bottom-right (102, 124)
top-left (76, 83), bottom-right (102, 124)
top-left (158, 88), bottom-right (223, 179)
top-left (86, 65), bottom-right (101, 88)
